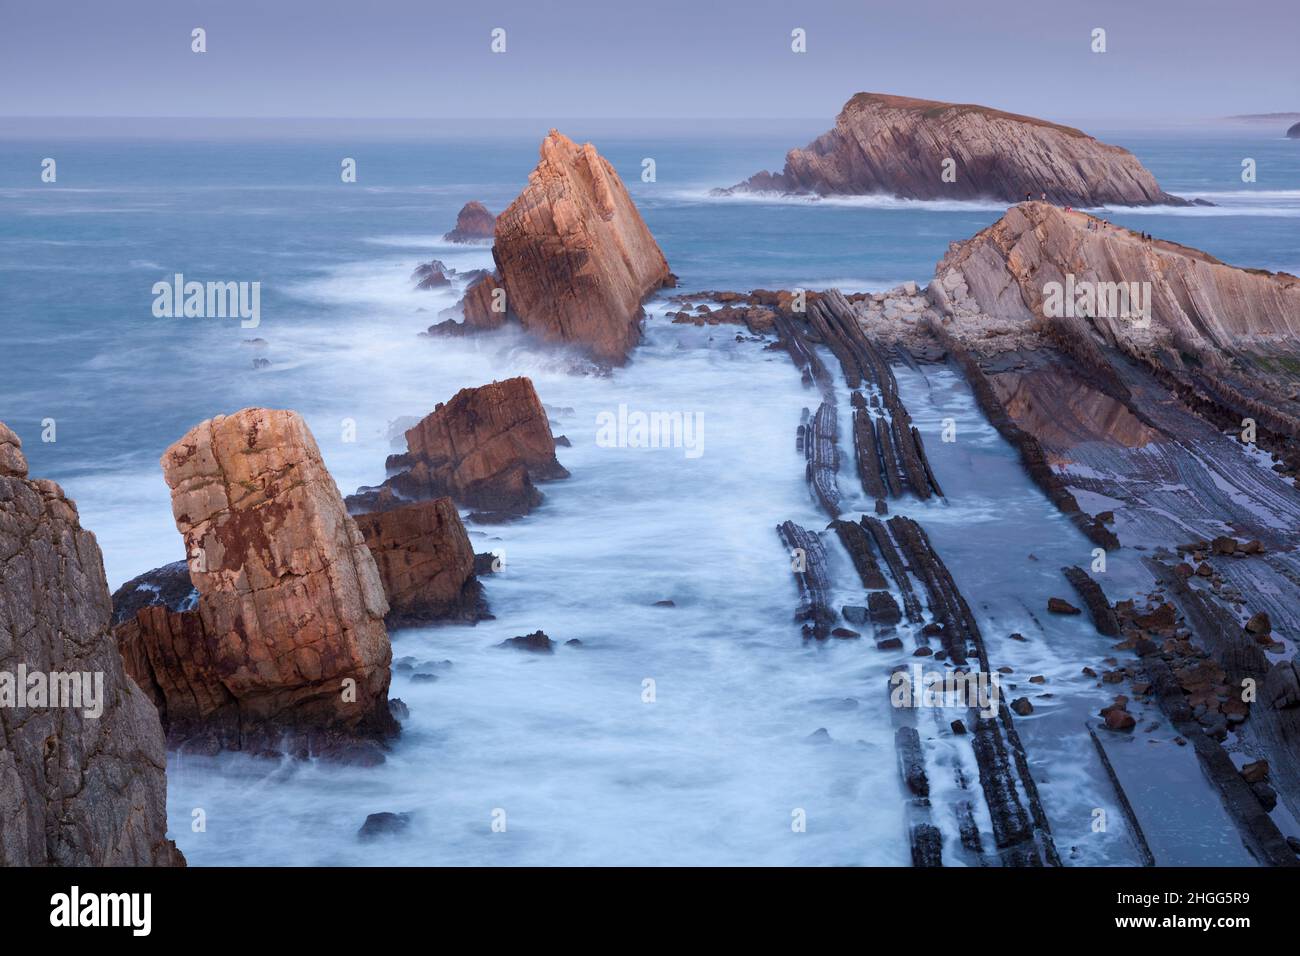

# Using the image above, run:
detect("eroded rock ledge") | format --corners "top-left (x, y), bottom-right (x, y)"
top-left (0, 420), bottom-right (183, 865)
top-left (720, 92), bottom-right (1191, 207)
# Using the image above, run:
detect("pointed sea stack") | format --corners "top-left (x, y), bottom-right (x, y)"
top-left (0, 421), bottom-right (184, 865)
top-left (721, 92), bottom-right (1190, 207)
top-left (115, 408), bottom-right (397, 760)
top-left (456, 130), bottom-right (674, 364)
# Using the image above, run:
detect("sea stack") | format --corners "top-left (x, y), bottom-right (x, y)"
top-left (0, 421), bottom-right (183, 865)
top-left (352, 498), bottom-right (486, 627)
top-left (722, 92), bottom-right (1189, 207)
top-left (115, 408), bottom-right (397, 759)
top-left (347, 376), bottom-right (569, 518)
top-left (443, 201), bottom-right (496, 243)
top-left (457, 130), bottom-right (674, 364)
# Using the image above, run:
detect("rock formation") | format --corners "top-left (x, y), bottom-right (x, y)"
top-left (0, 420), bottom-right (184, 865)
top-left (115, 408), bottom-right (397, 759)
top-left (347, 377), bottom-right (569, 518)
top-left (443, 200), bottom-right (496, 243)
top-left (352, 498), bottom-right (487, 627)
top-left (722, 92), bottom-right (1190, 207)
top-left (451, 130), bottom-right (674, 364)
top-left (110, 559), bottom-right (197, 626)
top-left (1288, 121), bottom-right (1300, 140)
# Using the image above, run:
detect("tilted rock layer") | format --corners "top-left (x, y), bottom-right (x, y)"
top-left (468, 130), bottom-right (673, 364)
top-left (726, 93), bottom-right (1187, 207)
top-left (931, 202), bottom-right (1300, 368)
top-left (348, 377), bottom-right (569, 516)
top-left (0, 421), bottom-right (183, 865)
top-left (117, 408), bottom-right (396, 756)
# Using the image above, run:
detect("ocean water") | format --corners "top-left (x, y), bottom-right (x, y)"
top-left (0, 123), bottom-right (1296, 865)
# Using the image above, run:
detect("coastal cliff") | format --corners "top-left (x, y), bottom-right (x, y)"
top-left (722, 93), bottom-right (1190, 207)
top-left (0, 421), bottom-right (183, 865)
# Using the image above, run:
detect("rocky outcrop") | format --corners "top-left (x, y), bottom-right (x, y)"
top-left (0, 420), bottom-right (183, 865)
top-left (443, 201), bottom-right (496, 243)
top-left (1288, 122), bottom-right (1300, 140)
top-left (110, 559), bottom-right (197, 626)
top-left (352, 498), bottom-right (487, 627)
top-left (347, 377), bottom-right (569, 518)
top-left (115, 408), bottom-right (397, 759)
top-left (932, 202), bottom-right (1300, 364)
top-left (722, 93), bottom-right (1189, 207)
top-left (454, 130), bottom-right (674, 364)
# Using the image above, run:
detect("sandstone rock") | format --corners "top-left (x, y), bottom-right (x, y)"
top-left (459, 130), bottom-right (673, 364)
top-left (117, 408), bottom-right (396, 758)
top-left (352, 498), bottom-right (487, 628)
top-left (1246, 611), bottom-right (1273, 636)
top-left (443, 201), bottom-right (496, 243)
top-left (1047, 597), bottom-right (1081, 615)
top-left (722, 93), bottom-right (1187, 206)
top-left (349, 377), bottom-right (568, 517)
top-left (1010, 697), bottom-right (1034, 716)
top-left (0, 421), bottom-right (183, 865)
top-left (1103, 708), bottom-right (1137, 731)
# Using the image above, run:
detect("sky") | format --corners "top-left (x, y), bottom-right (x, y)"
top-left (1, 0), bottom-right (1295, 124)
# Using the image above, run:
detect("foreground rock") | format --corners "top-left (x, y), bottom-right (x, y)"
top-left (347, 377), bottom-right (568, 518)
top-left (353, 498), bottom-right (488, 627)
top-left (0, 421), bottom-right (183, 865)
top-left (454, 130), bottom-right (674, 364)
top-left (443, 201), bottom-right (496, 243)
top-left (721, 92), bottom-right (1189, 207)
top-left (116, 408), bottom-right (397, 759)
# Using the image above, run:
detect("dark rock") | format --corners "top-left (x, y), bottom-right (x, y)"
top-left (358, 812), bottom-right (412, 840)
top-left (1047, 597), bottom-right (1081, 615)
top-left (499, 630), bottom-right (555, 653)
top-left (109, 558), bottom-right (198, 626)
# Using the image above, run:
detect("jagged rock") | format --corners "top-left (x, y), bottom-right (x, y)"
top-left (348, 377), bottom-right (568, 517)
top-left (109, 559), bottom-right (198, 626)
top-left (456, 130), bottom-right (674, 364)
top-left (721, 92), bottom-right (1187, 206)
top-left (0, 421), bottom-right (183, 865)
top-left (412, 259), bottom-right (454, 289)
top-left (116, 408), bottom-right (397, 758)
top-left (499, 630), bottom-right (554, 653)
top-left (443, 201), bottom-right (496, 243)
top-left (352, 498), bottom-right (487, 627)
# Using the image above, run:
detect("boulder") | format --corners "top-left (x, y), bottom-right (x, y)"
top-left (459, 130), bottom-right (673, 364)
top-left (352, 498), bottom-right (487, 627)
top-left (348, 377), bottom-right (568, 517)
top-left (443, 201), bottom-right (496, 243)
top-left (499, 630), bottom-right (555, 653)
top-left (721, 92), bottom-right (1187, 206)
top-left (1047, 597), bottom-right (1081, 615)
top-left (116, 407), bottom-right (397, 758)
top-left (0, 420), bottom-right (183, 865)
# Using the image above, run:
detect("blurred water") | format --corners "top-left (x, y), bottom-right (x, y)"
top-left (0, 124), bottom-right (1294, 864)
